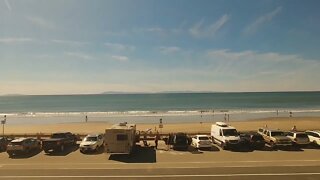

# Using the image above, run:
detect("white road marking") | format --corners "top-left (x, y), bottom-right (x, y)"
top-left (0, 172), bottom-right (320, 178)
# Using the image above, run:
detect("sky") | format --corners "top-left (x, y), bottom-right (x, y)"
top-left (1, 0), bottom-right (320, 95)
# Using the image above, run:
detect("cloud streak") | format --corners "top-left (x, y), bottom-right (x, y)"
top-left (65, 52), bottom-right (94, 60)
top-left (52, 39), bottom-right (89, 46)
top-left (0, 37), bottom-right (33, 44)
top-left (104, 42), bottom-right (135, 52)
top-left (111, 55), bottom-right (129, 62)
top-left (243, 6), bottom-right (282, 35)
top-left (4, 0), bottom-right (11, 11)
top-left (189, 14), bottom-right (230, 38)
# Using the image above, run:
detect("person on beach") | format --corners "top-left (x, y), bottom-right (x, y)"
top-left (155, 131), bottom-right (160, 149)
top-left (85, 115), bottom-right (88, 123)
top-left (291, 125), bottom-right (297, 132)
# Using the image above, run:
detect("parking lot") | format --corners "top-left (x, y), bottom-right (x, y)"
top-left (0, 140), bottom-right (320, 179)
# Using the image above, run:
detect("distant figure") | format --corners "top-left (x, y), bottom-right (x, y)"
top-left (276, 110), bottom-right (279, 116)
top-left (289, 111), bottom-right (293, 118)
top-left (224, 113), bottom-right (227, 122)
top-left (291, 125), bottom-right (297, 132)
top-left (265, 124), bottom-right (268, 128)
top-left (143, 132), bottom-right (148, 147)
top-left (155, 131), bottom-right (160, 149)
top-left (227, 114), bottom-right (230, 122)
top-left (85, 115), bottom-right (88, 123)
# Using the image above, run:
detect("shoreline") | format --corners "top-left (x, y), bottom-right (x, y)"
top-left (4, 116), bottom-right (320, 135)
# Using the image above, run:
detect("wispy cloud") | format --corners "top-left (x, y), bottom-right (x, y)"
top-left (52, 39), bottom-right (89, 46)
top-left (26, 16), bottom-right (55, 29)
top-left (111, 55), bottom-right (129, 62)
top-left (205, 49), bottom-right (318, 80)
top-left (0, 37), bottom-right (33, 44)
top-left (65, 52), bottom-right (94, 60)
top-left (189, 14), bottom-right (230, 38)
top-left (104, 42), bottom-right (135, 52)
top-left (158, 46), bottom-right (181, 54)
top-left (4, 0), bottom-right (12, 11)
top-left (243, 7), bottom-right (282, 35)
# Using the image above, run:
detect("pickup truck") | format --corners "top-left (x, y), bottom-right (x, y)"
top-left (258, 128), bottom-right (292, 149)
top-left (42, 132), bottom-right (77, 153)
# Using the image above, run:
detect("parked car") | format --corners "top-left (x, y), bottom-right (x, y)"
top-left (240, 133), bottom-right (265, 149)
top-left (258, 128), bottom-right (292, 149)
top-left (305, 130), bottom-right (320, 146)
top-left (165, 132), bottom-right (191, 150)
top-left (191, 135), bottom-right (212, 149)
top-left (6, 138), bottom-right (41, 157)
top-left (80, 133), bottom-right (104, 153)
top-left (42, 132), bottom-right (77, 153)
top-left (0, 137), bottom-right (11, 151)
top-left (286, 131), bottom-right (310, 147)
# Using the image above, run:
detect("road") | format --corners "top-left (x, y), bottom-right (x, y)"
top-left (0, 143), bottom-right (319, 179)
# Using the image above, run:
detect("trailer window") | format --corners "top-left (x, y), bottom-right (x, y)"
top-left (117, 134), bottom-right (128, 141)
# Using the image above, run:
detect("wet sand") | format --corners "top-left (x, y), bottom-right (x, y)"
top-left (4, 117), bottom-right (320, 135)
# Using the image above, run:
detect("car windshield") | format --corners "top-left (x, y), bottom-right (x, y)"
top-left (223, 129), bottom-right (238, 136)
top-left (85, 137), bottom-right (97, 141)
top-left (199, 136), bottom-right (209, 140)
top-left (296, 134), bottom-right (308, 138)
top-left (271, 131), bottom-right (285, 136)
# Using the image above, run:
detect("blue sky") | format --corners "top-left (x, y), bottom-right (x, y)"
top-left (1, 0), bottom-right (320, 95)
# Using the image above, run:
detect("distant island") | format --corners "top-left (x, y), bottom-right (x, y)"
top-left (101, 91), bottom-right (217, 95)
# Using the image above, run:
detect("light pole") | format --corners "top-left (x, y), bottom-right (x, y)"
top-left (1, 115), bottom-right (6, 137)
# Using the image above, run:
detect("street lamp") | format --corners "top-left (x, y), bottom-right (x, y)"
top-left (1, 115), bottom-right (6, 137)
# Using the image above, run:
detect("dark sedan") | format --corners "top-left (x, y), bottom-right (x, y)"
top-left (240, 133), bottom-right (265, 150)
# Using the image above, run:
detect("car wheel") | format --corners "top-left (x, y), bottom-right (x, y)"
top-left (270, 141), bottom-right (276, 149)
top-left (7, 152), bottom-right (13, 157)
top-left (221, 142), bottom-right (226, 150)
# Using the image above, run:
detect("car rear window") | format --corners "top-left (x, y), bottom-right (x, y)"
top-left (271, 131), bottom-right (284, 136)
top-left (199, 136), bottom-right (209, 140)
top-left (296, 134), bottom-right (308, 138)
top-left (11, 142), bottom-right (22, 145)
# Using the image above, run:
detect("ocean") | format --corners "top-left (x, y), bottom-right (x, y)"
top-left (1, 92), bottom-right (320, 125)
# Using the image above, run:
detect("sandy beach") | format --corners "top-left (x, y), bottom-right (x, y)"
top-left (4, 117), bottom-right (320, 135)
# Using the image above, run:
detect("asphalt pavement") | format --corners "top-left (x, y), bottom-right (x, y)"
top-left (0, 142), bottom-right (319, 179)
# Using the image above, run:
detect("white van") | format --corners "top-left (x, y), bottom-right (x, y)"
top-left (211, 122), bottom-right (240, 150)
top-left (104, 122), bottom-right (137, 154)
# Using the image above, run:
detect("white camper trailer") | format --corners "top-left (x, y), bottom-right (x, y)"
top-left (211, 122), bottom-right (240, 150)
top-left (104, 122), bottom-right (137, 154)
